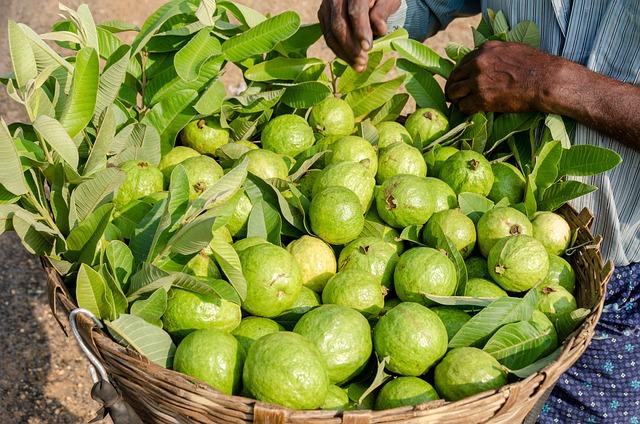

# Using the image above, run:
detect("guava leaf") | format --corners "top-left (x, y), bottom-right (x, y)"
top-left (275, 23), bottom-right (322, 57)
top-left (106, 240), bottom-right (134, 290)
top-left (397, 225), bottom-right (425, 245)
top-left (130, 199), bottom-right (168, 263)
top-left (99, 20), bottom-right (139, 33)
top-left (85, 107), bottom-right (117, 175)
top-left (357, 120), bottom-right (379, 145)
top-left (33, 116), bottom-right (79, 170)
top-left (66, 203), bottom-right (114, 264)
top-left (68, 167), bottom-right (125, 227)
top-left (555, 308), bottom-right (591, 340)
top-left (167, 215), bottom-right (216, 256)
top-left (506, 21), bottom-right (540, 48)
top-left (537, 181), bottom-right (597, 211)
top-left (108, 123), bottom-right (162, 167)
top-left (0, 120), bottom-right (27, 196)
top-left (369, 93), bottom-right (409, 125)
top-left (445, 42), bottom-right (471, 62)
top-left (8, 20), bottom-right (37, 88)
top-left (397, 59), bottom-right (446, 113)
top-left (131, 0), bottom-right (194, 56)
top-left (358, 356), bottom-right (391, 405)
top-left (460, 112), bottom-right (490, 153)
top-left (431, 224), bottom-right (468, 296)
top-left (458, 192), bottom-right (495, 223)
top-left (522, 174), bottom-right (537, 218)
top-left (209, 236), bottom-right (248, 301)
top-left (174, 28), bottom-right (221, 82)
top-left (130, 288), bottom-right (168, 326)
top-left (11, 213), bottom-right (55, 255)
top-left (18, 23), bottom-right (73, 73)
top-left (101, 265), bottom-right (128, 316)
top-left (246, 198), bottom-right (283, 245)
top-left (59, 47), bottom-right (99, 137)
top-left (195, 0), bottom-right (217, 26)
top-left (338, 51), bottom-right (384, 94)
top-left (246, 174), bottom-right (306, 233)
top-left (509, 347), bottom-right (561, 378)
top-left (194, 80), bottom-right (226, 115)
top-left (483, 319), bottom-right (557, 369)
top-left (544, 114), bottom-right (571, 149)
top-left (391, 39), bottom-right (454, 78)
top-left (423, 294), bottom-right (495, 307)
top-left (370, 28), bottom-right (408, 53)
top-left (76, 263), bottom-right (114, 320)
top-left (489, 10), bottom-right (510, 34)
top-left (280, 82), bottom-right (331, 109)
top-left (488, 113), bottom-right (540, 152)
top-left (345, 76), bottom-right (404, 119)
top-left (141, 89), bottom-right (197, 155)
top-left (217, 0), bottom-right (266, 28)
top-left (245, 57), bottom-right (324, 82)
top-left (426, 122), bottom-right (473, 150)
top-left (558, 145), bottom-right (622, 177)
top-left (531, 140), bottom-right (562, 198)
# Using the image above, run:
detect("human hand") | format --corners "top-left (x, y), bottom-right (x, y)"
top-left (318, 0), bottom-right (401, 72)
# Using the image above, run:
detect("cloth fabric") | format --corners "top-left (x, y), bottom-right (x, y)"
top-left (387, 0), bottom-right (640, 266)
top-left (538, 262), bottom-right (640, 423)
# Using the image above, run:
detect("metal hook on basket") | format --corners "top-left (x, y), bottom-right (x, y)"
top-left (69, 308), bottom-right (143, 424)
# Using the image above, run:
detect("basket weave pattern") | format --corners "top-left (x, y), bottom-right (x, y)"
top-left (44, 205), bottom-right (613, 424)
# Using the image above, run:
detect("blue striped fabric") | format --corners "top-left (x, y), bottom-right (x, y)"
top-left (387, 0), bottom-right (640, 266)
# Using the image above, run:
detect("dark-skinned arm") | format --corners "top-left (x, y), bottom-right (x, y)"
top-left (446, 41), bottom-right (640, 148)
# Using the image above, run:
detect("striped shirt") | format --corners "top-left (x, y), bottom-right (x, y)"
top-left (388, 0), bottom-right (640, 266)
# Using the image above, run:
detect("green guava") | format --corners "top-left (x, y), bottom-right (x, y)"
top-left (476, 207), bottom-right (534, 257)
top-left (173, 329), bottom-right (244, 395)
top-left (338, 237), bottom-right (400, 288)
top-left (425, 146), bottom-right (459, 178)
top-left (180, 155), bottom-right (224, 201)
top-left (226, 191), bottom-right (252, 237)
top-left (543, 254), bottom-right (576, 293)
top-left (465, 256), bottom-right (491, 279)
top-left (376, 142), bottom-right (427, 184)
top-left (312, 161), bottom-right (376, 211)
top-left (242, 149), bottom-right (289, 180)
top-left (532, 212), bottom-right (572, 255)
top-left (242, 332), bottom-right (329, 409)
top-left (287, 235), bottom-right (337, 292)
top-left (405, 108), bottom-right (450, 147)
top-left (536, 284), bottom-right (578, 322)
top-left (464, 278), bottom-right (508, 298)
top-left (183, 249), bottom-right (222, 280)
top-left (294, 304), bottom-right (372, 384)
top-left (233, 237), bottom-right (269, 253)
top-left (321, 385), bottom-right (350, 410)
top-left (361, 209), bottom-right (406, 254)
top-left (376, 121), bottom-right (413, 148)
top-left (180, 119), bottom-right (230, 156)
top-left (325, 136), bottom-right (378, 177)
top-left (438, 150), bottom-right (494, 196)
top-left (375, 174), bottom-right (434, 228)
top-left (158, 146), bottom-right (200, 180)
top-left (374, 377), bottom-right (439, 410)
top-left (298, 169), bottom-right (322, 198)
top-left (424, 177), bottom-right (458, 213)
top-left (261, 114), bottom-right (315, 157)
top-left (309, 97), bottom-right (355, 136)
top-left (310, 186), bottom-right (365, 245)
top-left (382, 297), bottom-right (402, 315)
top-left (115, 160), bottom-right (164, 209)
top-left (373, 302), bottom-right (448, 376)
top-left (422, 209), bottom-right (476, 258)
top-left (394, 247), bottom-right (457, 304)
top-left (276, 285), bottom-right (321, 325)
top-left (162, 288), bottom-right (242, 337)
top-left (431, 306), bottom-right (472, 341)
top-left (434, 347), bottom-right (508, 401)
top-left (238, 243), bottom-right (303, 317)
top-left (488, 235), bottom-right (550, 292)
top-left (321, 269), bottom-right (385, 318)
top-left (488, 162), bottom-right (526, 204)
top-left (232, 317), bottom-right (284, 354)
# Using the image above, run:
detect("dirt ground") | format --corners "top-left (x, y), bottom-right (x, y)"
top-left (0, 1), bottom-right (478, 423)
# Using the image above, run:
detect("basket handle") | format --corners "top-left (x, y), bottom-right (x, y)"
top-left (70, 309), bottom-right (144, 424)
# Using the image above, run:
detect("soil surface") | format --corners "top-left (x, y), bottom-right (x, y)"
top-left (0, 1), bottom-right (478, 422)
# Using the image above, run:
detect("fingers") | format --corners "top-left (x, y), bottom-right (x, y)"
top-left (370, 0), bottom-right (401, 35)
top-left (331, 0), bottom-right (367, 71)
top-left (319, 1), bottom-right (351, 63)
top-left (348, 0), bottom-right (373, 50)
top-left (445, 79), bottom-right (475, 102)
top-left (457, 94), bottom-right (484, 115)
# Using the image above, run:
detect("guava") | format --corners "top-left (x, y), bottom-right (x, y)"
top-left (382, 297), bottom-right (402, 315)
top-left (294, 304), bottom-right (372, 384)
top-left (232, 317), bottom-right (284, 353)
top-left (424, 177), bottom-right (458, 212)
top-left (476, 207), bottom-right (533, 257)
top-left (180, 119), bottom-right (230, 156)
top-left (115, 160), bottom-right (164, 209)
top-left (422, 209), bottom-right (476, 258)
top-left (376, 121), bottom-right (412, 148)
top-left (162, 288), bottom-right (242, 338)
top-left (181, 155), bottom-right (224, 201)
top-left (173, 329), bottom-right (244, 395)
top-left (464, 278), bottom-right (508, 298)
top-left (232, 236), bottom-right (268, 253)
top-left (361, 208), bottom-right (406, 254)
top-left (375, 174), bottom-right (434, 228)
top-left (374, 377), bottom-right (439, 410)
top-left (536, 284), bottom-right (578, 322)
top-left (438, 150), bottom-right (494, 196)
top-left (158, 146), bottom-right (200, 180)
top-left (310, 186), bottom-right (365, 245)
top-left (543, 254), bottom-right (576, 293)
top-left (405, 108), bottom-right (450, 147)
top-left (242, 149), bottom-right (289, 180)
top-left (465, 256), bottom-right (491, 279)
top-left (325, 136), bottom-right (378, 177)
top-left (394, 247), bottom-right (457, 304)
top-left (238, 243), bottom-right (303, 317)
top-left (376, 142), bottom-right (427, 185)
top-left (226, 191), bottom-right (252, 237)
top-left (488, 235), bottom-right (549, 292)
top-left (431, 306), bottom-right (472, 341)
top-left (338, 237), bottom-right (399, 288)
top-left (373, 302), bottom-right (448, 376)
top-left (532, 211), bottom-right (572, 255)
top-left (321, 385), bottom-right (350, 410)
top-left (322, 269), bottom-right (385, 318)
top-left (309, 97), bottom-right (355, 136)
top-left (276, 286), bottom-right (321, 329)
top-left (488, 162), bottom-right (526, 204)
top-left (312, 161), bottom-right (375, 211)
top-left (242, 332), bottom-right (329, 409)
top-left (183, 249), bottom-right (222, 280)
top-left (297, 169), bottom-right (322, 198)
top-left (425, 146), bottom-right (459, 178)
top-left (261, 114), bottom-right (315, 157)
top-left (434, 347), bottom-right (508, 401)
top-left (287, 235), bottom-right (337, 292)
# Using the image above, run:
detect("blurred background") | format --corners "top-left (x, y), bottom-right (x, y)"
top-left (0, 1), bottom-right (478, 422)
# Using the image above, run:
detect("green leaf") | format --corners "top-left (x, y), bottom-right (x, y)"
top-left (458, 192), bottom-right (495, 223)
top-left (17, 23), bottom-right (73, 73)
top-left (130, 199), bottom-right (168, 263)
top-left (337, 51), bottom-right (383, 94)
top-left (94, 45), bottom-right (130, 125)
top-left (66, 203), bottom-right (114, 264)
top-left (141, 89), bottom-right (198, 155)
top-left (544, 114), bottom-right (571, 149)
top-left (558, 145), bottom-right (622, 177)
top-left (245, 57), bottom-right (325, 82)
top-left (423, 294), bottom-right (496, 307)
top-left (509, 347), bottom-right (561, 378)
top-left (168, 215), bottom-right (216, 256)
top-left (431, 225), bottom-right (468, 296)
top-left (532, 140), bottom-right (562, 197)
top-left (85, 107), bottom-right (117, 175)
top-left (445, 42), bottom-right (471, 62)
top-left (76, 4), bottom-right (100, 52)
top-left (69, 167), bottom-right (125, 227)
top-left (106, 314), bottom-right (176, 368)
top-left (275, 23), bottom-right (322, 57)
top-left (246, 198), bottom-right (282, 244)
top-left (76, 264), bottom-right (113, 320)
top-left (391, 39), bottom-right (454, 78)
top-left (461, 112), bottom-right (490, 153)
top-left (33, 116), bottom-right (79, 170)
top-left (345, 76), bottom-right (405, 119)
top-left (483, 319), bottom-right (557, 369)
top-left (397, 59), bottom-right (446, 113)
top-left (370, 28), bottom-right (409, 53)
top-left (522, 174), bottom-right (537, 218)
top-left (490, 10), bottom-right (510, 34)
top-left (280, 82), bottom-right (331, 109)
top-left (506, 21), bottom-right (540, 48)
top-left (106, 240), bottom-right (134, 289)
top-left (11, 213), bottom-right (55, 255)
top-left (209, 237), bottom-right (248, 301)
top-left (194, 80), bottom-right (226, 115)
top-left (554, 308), bottom-right (590, 340)
top-left (59, 48), bottom-right (99, 138)
top-left (8, 20), bottom-right (37, 89)
top-left (369, 93), bottom-right (409, 125)
top-left (538, 181), bottom-right (597, 211)
top-left (358, 356), bottom-right (391, 405)
top-left (489, 113), bottom-right (540, 151)
top-left (217, 1), bottom-right (266, 27)
top-left (109, 123), bottom-right (162, 167)
top-left (174, 28), bottom-right (221, 82)
top-left (99, 20), bottom-right (139, 33)
top-left (397, 225), bottom-right (424, 245)
top-left (0, 120), bottom-right (28, 195)
top-left (127, 262), bottom-right (173, 298)
top-left (195, 0), bottom-right (217, 26)
top-left (101, 266), bottom-right (128, 316)
top-left (130, 288), bottom-right (168, 325)
top-left (131, 0), bottom-right (194, 56)
top-left (222, 11), bottom-right (300, 62)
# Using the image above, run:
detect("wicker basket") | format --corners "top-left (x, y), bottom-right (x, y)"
top-left (44, 205), bottom-right (613, 424)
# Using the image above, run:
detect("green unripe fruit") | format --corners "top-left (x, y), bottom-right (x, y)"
top-left (309, 97), bottom-right (355, 136)
top-left (425, 146), bottom-right (459, 178)
top-left (488, 235), bottom-right (550, 292)
top-left (374, 377), bottom-right (439, 410)
top-left (115, 160), bottom-right (164, 209)
top-left (375, 174), bottom-right (434, 228)
top-left (394, 247), bottom-right (457, 304)
top-left (310, 187), bottom-right (365, 245)
top-left (488, 162), bottom-right (526, 204)
top-left (325, 136), bottom-right (378, 177)
top-left (242, 149), bottom-right (289, 180)
top-left (312, 161), bottom-right (375, 211)
top-left (376, 121), bottom-right (412, 148)
top-left (181, 155), bottom-right (224, 201)
top-left (422, 209), bottom-right (477, 258)
top-left (180, 119), bottom-right (229, 156)
top-left (439, 150), bottom-right (494, 196)
top-left (405, 108), bottom-right (449, 147)
top-left (261, 114), bottom-right (315, 157)
top-left (322, 269), bottom-right (385, 318)
top-left (477, 207), bottom-right (533, 257)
